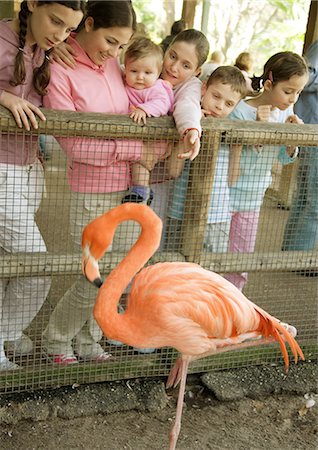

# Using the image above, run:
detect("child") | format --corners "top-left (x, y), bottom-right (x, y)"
top-left (0, 1), bottom-right (85, 370)
top-left (166, 66), bottom-right (247, 252)
top-left (224, 51), bottom-right (308, 291)
top-left (122, 37), bottom-right (174, 204)
top-left (150, 29), bottom-right (210, 234)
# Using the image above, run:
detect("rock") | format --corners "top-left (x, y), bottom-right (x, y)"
top-left (0, 379), bottom-right (168, 425)
top-left (201, 363), bottom-right (318, 401)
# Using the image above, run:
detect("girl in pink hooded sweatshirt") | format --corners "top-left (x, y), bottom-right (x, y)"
top-left (0, 0), bottom-right (85, 371)
top-left (42, 1), bottom-right (167, 365)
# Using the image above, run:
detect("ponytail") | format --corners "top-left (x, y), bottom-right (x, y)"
top-left (251, 75), bottom-right (263, 92)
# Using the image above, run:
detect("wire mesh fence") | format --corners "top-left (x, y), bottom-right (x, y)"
top-left (0, 106), bottom-right (317, 394)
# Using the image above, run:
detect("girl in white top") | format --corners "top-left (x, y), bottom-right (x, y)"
top-left (225, 51), bottom-right (308, 291)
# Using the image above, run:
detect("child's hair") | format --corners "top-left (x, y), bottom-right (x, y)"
top-left (85, 0), bottom-right (137, 32)
top-left (169, 29), bottom-right (210, 68)
top-left (124, 37), bottom-right (163, 71)
top-left (206, 66), bottom-right (247, 98)
top-left (234, 52), bottom-right (253, 73)
top-left (170, 19), bottom-right (187, 36)
top-left (251, 51), bottom-right (308, 92)
top-left (11, 1), bottom-right (86, 96)
top-left (210, 50), bottom-right (224, 64)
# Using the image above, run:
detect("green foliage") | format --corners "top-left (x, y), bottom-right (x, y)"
top-left (132, 0), bottom-right (164, 43)
top-left (202, 0), bottom-right (310, 72)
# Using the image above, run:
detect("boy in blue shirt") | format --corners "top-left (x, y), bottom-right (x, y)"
top-left (166, 66), bottom-right (247, 252)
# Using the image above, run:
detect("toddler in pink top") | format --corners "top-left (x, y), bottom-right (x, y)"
top-left (122, 37), bottom-right (174, 204)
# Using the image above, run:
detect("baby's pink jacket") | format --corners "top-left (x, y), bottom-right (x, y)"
top-left (126, 79), bottom-right (174, 116)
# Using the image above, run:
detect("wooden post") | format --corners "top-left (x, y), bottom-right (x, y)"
top-left (181, 0), bottom-right (199, 28)
top-left (303, 0), bottom-right (318, 53)
top-left (180, 129), bottom-right (220, 262)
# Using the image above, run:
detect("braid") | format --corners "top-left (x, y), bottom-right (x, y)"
top-left (10, 1), bottom-right (29, 87)
top-left (33, 50), bottom-right (52, 96)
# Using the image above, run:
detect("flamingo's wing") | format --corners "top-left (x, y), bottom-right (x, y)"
top-left (127, 262), bottom-right (260, 354)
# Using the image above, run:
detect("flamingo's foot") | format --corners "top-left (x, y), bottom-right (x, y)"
top-left (280, 321), bottom-right (297, 338)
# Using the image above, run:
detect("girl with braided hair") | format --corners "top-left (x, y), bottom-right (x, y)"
top-left (0, 1), bottom-right (85, 370)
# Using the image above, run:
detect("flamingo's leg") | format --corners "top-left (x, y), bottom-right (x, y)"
top-left (169, 356), bottom-right (190, 450)
top-left (166, 336), bottom-right (277, 390)
top-left (166, 357), bottom-right (183, 389)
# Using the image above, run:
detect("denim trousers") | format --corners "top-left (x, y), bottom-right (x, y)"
top-left (282, 147), bottom-right (318, 251)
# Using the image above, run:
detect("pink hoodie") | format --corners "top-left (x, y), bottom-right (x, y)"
top-left (44, 35), bottom-right (165, 193)
top-left (0, 21), bottom-right (44, 165)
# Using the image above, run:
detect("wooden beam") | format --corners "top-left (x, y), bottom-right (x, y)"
top-left (181, 0), bottom-right (199, 28)
top-left (303, 0), bottom-right (318, 53)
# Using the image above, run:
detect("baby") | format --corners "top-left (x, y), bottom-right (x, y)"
top-left (122, 37), bottom-right (174, 204)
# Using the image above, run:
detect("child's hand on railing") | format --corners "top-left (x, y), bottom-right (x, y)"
top-left (256, 105), bottom-right (271, 122)
top-left (178, 128), bottom-right (200, 160)
top-left (50, 42), bottom-right (77, 69)
top-left (0, 91), bottom-right (46, 130)
top-left (286, 114), bottom-right (303, 124)
top-left (130, 107), bottom-right (149, 125)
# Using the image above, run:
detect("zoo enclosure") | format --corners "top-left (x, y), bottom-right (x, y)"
top-left (0, 106), bottom-right (317, 394)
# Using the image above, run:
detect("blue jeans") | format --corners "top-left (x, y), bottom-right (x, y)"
top-left (282, 147), bottom-right (318, 251)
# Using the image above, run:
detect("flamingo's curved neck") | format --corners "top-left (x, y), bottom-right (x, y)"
top-left (94, 206), bottom-right (162, 325)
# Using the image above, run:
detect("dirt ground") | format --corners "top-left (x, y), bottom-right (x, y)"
top-left (1, 373), bottom-right (317, 450)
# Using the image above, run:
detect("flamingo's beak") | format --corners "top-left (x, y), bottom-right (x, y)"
top-left (82, 252), bottom-right (103, 288)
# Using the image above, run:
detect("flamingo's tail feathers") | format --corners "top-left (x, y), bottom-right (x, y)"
top-left (272, 327), bottom-right (290, 372)
top-left (257, 310), bottom-right (305, 371)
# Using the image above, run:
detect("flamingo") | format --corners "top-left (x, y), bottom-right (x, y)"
top-left (81, 203), bottom-right (304, 450)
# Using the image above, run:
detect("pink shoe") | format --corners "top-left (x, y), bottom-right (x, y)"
top-left (47, 354), bottom-right (78, 366)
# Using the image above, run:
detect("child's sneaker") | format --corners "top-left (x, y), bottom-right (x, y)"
top-left (5, 334), bottom-right (33, 356)
top-left (106, 339), bottom-right (125, 347)
top-left (47, 353), bottom-right (79, 366)
top-left (0, 358), bottom-right (21, 371)
top-left (133, 347), bottom-right (156, 354)
top-left (121, 187), bottom-right (154, 205)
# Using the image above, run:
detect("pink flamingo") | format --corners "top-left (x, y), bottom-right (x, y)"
top-left (82, 203), bottom-right (304, 450)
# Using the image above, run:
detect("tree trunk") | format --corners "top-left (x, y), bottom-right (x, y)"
top-left (163, 0), bottom-right (176, 37)
top-left (182, 0), bottom-right (199, 28)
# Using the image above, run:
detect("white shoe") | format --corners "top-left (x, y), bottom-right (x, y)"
top-left (5, 334), bottom-right (33, 356)
top-left (133, 347), bottom-right (156, 354)
top-left (0, 358), bottom-right (20, 371)
top-left (106, 339), bottom-right (124, 347)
